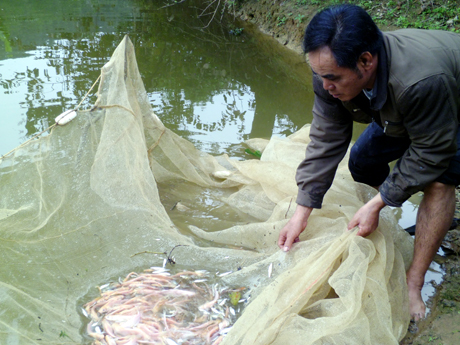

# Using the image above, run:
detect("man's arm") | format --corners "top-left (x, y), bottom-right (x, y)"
top-left (279, 76), bottom-right (353, 250)
top-left (295, 75), bottom-right (354, 208)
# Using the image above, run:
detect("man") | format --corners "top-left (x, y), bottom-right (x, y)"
top-left (278, 4), bottom-right (460, 321)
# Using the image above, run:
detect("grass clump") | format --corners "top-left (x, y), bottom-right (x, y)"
top-left (292, 0), bottom-right (460, 32)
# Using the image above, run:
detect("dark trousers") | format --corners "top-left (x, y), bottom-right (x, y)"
top-left (348, 121), bottom-right (460, 187)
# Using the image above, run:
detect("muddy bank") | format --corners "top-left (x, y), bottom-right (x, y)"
top-left (237, 0), bottom-right (310, 55)
top-left (235, 1), bottom-right (460, 344)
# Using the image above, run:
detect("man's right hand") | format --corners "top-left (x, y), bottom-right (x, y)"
top-left (277, 205), bottom-right (313, 252)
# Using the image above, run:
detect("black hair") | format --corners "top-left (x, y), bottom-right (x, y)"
top-left (303, 4), bottom-right (383, 69)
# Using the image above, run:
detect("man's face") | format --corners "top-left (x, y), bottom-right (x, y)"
top-left (308, 46), bottom-right (373, 102)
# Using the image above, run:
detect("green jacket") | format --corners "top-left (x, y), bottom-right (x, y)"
top-left (296, 29), bottom-right (460, 208)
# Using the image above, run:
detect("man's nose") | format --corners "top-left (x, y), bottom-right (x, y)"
top-left (322, 79), bottom-right (334, 90)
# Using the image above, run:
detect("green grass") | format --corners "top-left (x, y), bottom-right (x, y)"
top-left (261, 0), bottom-right (460, 32)
top-left (290, 0), bottom-right (460, 32)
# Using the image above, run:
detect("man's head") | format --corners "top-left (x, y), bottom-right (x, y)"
top-left (304, 5), bottom-right (383, 101)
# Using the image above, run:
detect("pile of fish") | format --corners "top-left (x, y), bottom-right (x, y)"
top-left (83, 268), bottom-right (245, 345)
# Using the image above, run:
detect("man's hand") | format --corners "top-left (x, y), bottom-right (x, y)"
top-left (348, 193), bottom-right (386, 237)
top-left (278, 205), bottom-right (313, 252)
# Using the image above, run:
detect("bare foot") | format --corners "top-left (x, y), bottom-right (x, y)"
top-left (407, 281), bottom-right (426, 321)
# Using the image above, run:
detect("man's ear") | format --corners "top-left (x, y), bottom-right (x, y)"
top-left (359, 52), bottom-right (376, 71)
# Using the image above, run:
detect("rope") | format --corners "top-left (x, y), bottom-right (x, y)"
top-left (76, 75), bottom-right (101, 111)
top-left (0, 125), bottom-right (57, 160)
top-left (0, 75), bottom-right (102, 161)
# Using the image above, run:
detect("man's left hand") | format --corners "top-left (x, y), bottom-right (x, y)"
top-left (348, 193), bottom-right (387, 237)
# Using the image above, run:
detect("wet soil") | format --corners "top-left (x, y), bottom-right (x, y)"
top-left (235, 1), bottom-right (460, 343)
top-left (401, 244), bottom-right (460, 344)
top-left (236, 0), bottom-right (312, 55)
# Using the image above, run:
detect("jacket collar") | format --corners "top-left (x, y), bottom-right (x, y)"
top-left (369, 39), bottom-right (388, 111)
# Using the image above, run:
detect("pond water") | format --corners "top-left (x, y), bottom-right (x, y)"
top-left (0, 0), bottom-right (315, 159)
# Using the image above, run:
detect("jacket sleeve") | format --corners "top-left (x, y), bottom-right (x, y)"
top-left (296, 75), bottom-right (353, 208)
top-left (380, 74), bottom-right (459, 207)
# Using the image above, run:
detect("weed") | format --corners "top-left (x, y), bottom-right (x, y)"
top-left (396, 15), bottom-right (410, 28)
top-left (294, 14), bottom-right (305, 26)
top-left (277, 16), bottom-right (287, 26)
top-left (277, 13), bottom-right (292, 27)
top-left (229, 27), bottom-right (244, 35)
top-left (285, 0), bottom-right (460, 32)
top-left (59, 331), bottom-right (70, 339)
top-left (245, 149), bottom-right (262, 158)
top-left (295, 0), bottom-right (309, 6)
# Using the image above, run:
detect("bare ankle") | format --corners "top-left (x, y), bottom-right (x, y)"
top-left (406, 269), bottom-right (425, 290)
top-left (407, 284), bottom-right (426, 321)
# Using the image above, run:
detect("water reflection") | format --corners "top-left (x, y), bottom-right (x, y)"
top-left (0, 0), bottom-right (313, 158)
top-left (131, 1), bottom-right (313, 154)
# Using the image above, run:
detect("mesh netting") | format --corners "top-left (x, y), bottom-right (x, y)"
top-left (0, 36), bottom-right (413, 345)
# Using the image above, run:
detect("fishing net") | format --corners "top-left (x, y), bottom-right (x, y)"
top-left (0, 36), bottom-right (414, 345)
